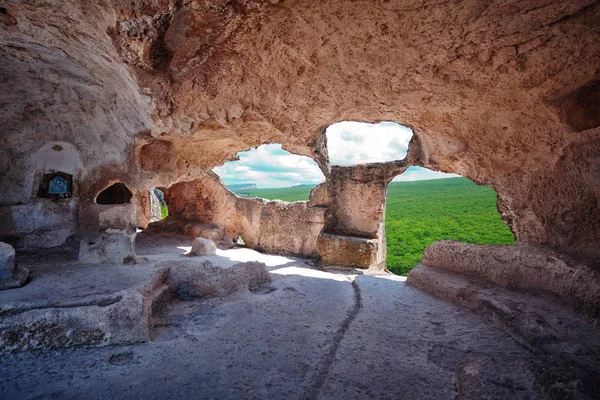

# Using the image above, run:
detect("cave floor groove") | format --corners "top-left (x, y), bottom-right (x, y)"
top-left (1, 233), bottom-right (598, 399)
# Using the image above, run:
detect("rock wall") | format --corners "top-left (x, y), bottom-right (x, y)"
top-left (161, 173), bottom-right (326, 258)
top-left (408, 240), bottom-right (600, 317)
top-left (0, 0), bottom-right (598, 266)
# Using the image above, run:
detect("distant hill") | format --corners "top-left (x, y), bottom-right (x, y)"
top-left (227, 183), bottom-right (257, 191)
top-left (234, 184), bottom-right (317, 201)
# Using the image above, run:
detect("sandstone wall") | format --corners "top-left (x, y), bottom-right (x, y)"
top-left (162, 174), bottom-right (326, 258)
top-left (0, 0), bottom-right (598, 265)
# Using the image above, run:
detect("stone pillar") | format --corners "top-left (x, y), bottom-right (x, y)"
top-left (317, 161), bottom-right (408, 270)
top-left (0, 242), bottom-right (29, 290)
top-left (78, 204), bottom-right (137, 264)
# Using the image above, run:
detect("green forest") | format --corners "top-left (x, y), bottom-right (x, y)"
top-left (384, 178), bottom-right (514, 275)
top-left (228, 177), bottom-right (514, 275)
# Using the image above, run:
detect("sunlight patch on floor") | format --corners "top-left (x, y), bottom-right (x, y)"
top-left (215, 248), bottom-right (297, 267)
top-left (270, 266), bottom-right (352, 282)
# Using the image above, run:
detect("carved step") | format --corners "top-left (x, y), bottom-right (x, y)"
top-left (317, 232), bottom-right (383, 269)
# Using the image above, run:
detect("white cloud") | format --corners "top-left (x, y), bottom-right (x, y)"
top-left (326, 121), bottom-right (413, 165)
top-left (393, 166), bottom-right (461, 181)
top-left (212, 126), bottom-right (460, 188)
top-left (212, 144), bottom-right (325, 188)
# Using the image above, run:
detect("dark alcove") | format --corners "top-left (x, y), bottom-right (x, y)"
top-left (96, 183), bottom-right (132, 204)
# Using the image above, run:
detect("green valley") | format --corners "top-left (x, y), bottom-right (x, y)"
top-left (228, 177), bottom-right (514, 275)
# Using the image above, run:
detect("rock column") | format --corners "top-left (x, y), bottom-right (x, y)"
top-left (317, 161), bottom-right (408, 270)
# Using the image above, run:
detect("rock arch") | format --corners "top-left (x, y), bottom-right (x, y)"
top-left (0, 1), bottom-right (596, 267)
top-left (95, 183), bottom-right (133, 205)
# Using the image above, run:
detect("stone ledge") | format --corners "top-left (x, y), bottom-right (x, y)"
top-left (317, 232), bottom-right (381, 269)
top-left (407, 263), bottom-right (600, 398)
top-left (0, 259), bottom-right (270, 353)
top-left (417, 240), bottom-right (600, 317)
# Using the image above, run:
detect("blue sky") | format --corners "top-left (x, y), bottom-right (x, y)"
top-left (212, 122), bottom-right (459, 188)
top-left (212, 144), bottom-right (326, 188)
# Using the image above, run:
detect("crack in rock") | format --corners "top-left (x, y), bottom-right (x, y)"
top-left (304, 277), bottom-right (362, 400)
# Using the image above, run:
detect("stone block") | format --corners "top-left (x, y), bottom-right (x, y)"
top-left (79, 230), bottom-right (136, 265)
top-left (0, 242), bottom-right (29, 290)
top-left (99, 204), bottom-right (137, 232)
top-left (189, 237), bottom-right (217, 256)
top-left (0, 199), bottom-right (77, 250)
top-left (317, 232), bottom-right (380, 269)
top-left (22, 228), bottom-right (73, 249)
top-left (166, 260), bottom-right (270, 299)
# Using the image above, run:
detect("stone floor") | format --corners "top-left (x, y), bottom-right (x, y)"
top-left (0, 233), bottom-right (598, 399)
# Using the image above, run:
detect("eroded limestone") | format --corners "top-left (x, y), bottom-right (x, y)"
top-left (78, 230), bottom-right (137, 265)
top-left (1, 0), bottom-right (598, 266)
top-left (413, 240), bottom-right (600, 317)
top-left (0, 242), bottom-right (29, 290)
top-left (188, 237), bottom-right (217, 257)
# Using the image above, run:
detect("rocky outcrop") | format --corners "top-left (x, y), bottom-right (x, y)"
top-left (318, 160), bottom-right (411, 269)
top-left (78, 230), bottom-right (137, 265)
top-left (79, 204), bottom-right (138, 264)
top-left (317, 233), bottom-right (381, 269)
top-left (135, 189), bottom-right (163, 229)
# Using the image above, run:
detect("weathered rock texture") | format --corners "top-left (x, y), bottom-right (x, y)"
top-left (410, 240), bottom-right (600, 317)
top-left (319, 161), bottom-right (410, 269)
top-left (0, 256), bottom-right (271, 353)
top-left (189, 237), bottom-right (217, 256)
top-left (0, 1), bottom-right (599, 267)
top-left (79, 230), bottom-right (137, 265)
top-left (166, 260), bottom-right (270, 300)
top-left (79, 203), bottom-right (138, 264)
top-left (406, 263), bottom-right (600, 398)
top-left (0, 242), bottom-right (28, 290)
top-left (0, 288), bottom-right (149, 353)
top-left (158, 173), bottom-right (327, 257)
top-left (317, 233), bottom-right (381, 269)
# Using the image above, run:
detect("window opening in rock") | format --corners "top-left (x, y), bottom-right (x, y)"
top-left (236, 235), bottom-right (245, 246)
top-left (212, 144), bottom-right (325, 201)
top-left (38, 171), bottom-right (73, 199)
top-left (385, 169), bottom-right (515, 275)
top-left (96, 182), bottom-right (132, 204)
top-left (326, 121), bottom-right (413, 165)
top-left (145, 188), bottom-right (168, 223)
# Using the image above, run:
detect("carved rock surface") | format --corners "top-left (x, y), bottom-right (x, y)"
top-left (98, 204), bottom-right (137, 232)
top-left (79, 231), bottom-right (137, 265)
top-left (0, 242), bottom-right (29, 290)
top-left (317, 233), bottom-right (381, 269)
top-left (0, 0), bottom-right (599, 265)
top-left (162, 174), bottom-right (326, 257)
top-left (413, 240), bottom-right (600, 317)
top-left (0, 289), bottom-right (148, 353)
top-left (165, 260), bottom-right (270, 300)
